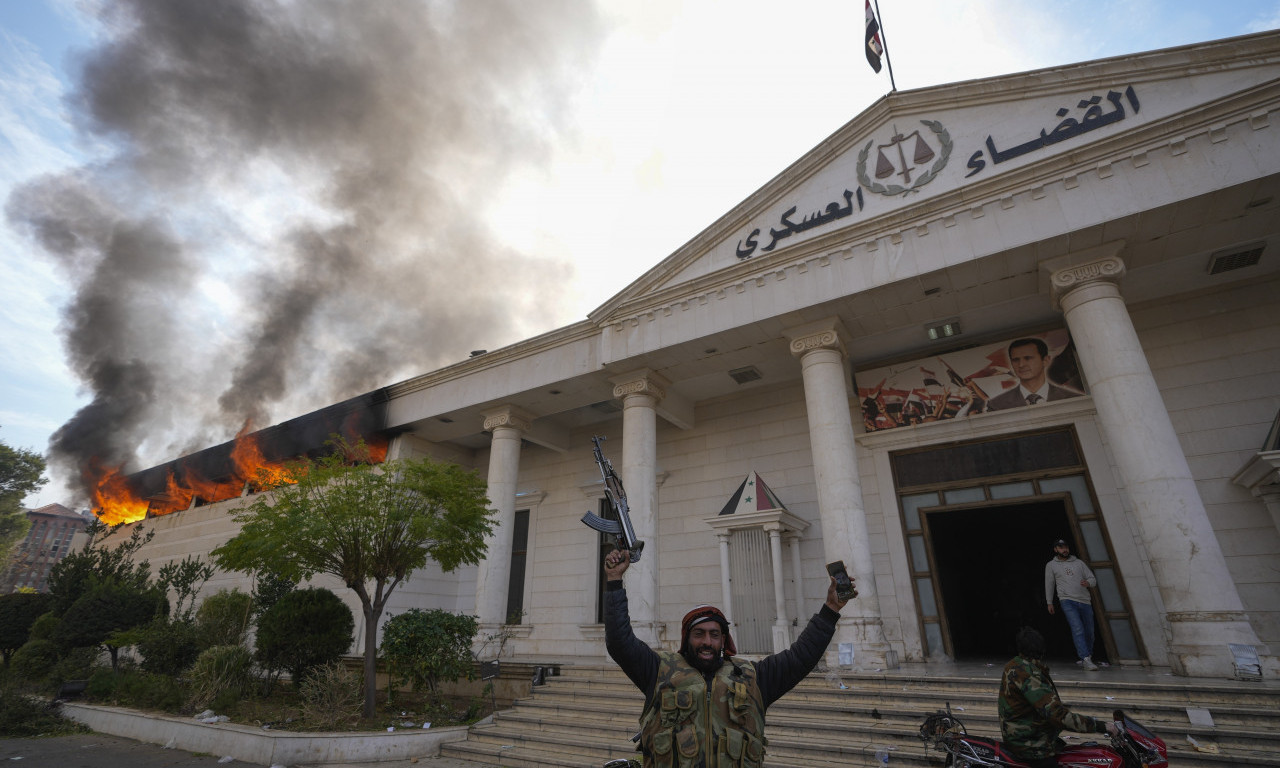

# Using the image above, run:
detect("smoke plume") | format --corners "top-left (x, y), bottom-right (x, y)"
top-left (5, 0), bottom-right (604, 502)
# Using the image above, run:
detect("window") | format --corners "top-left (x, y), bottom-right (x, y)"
top-left (504, 509), bottom-right (530, 625)
top-left (595, 498), bottom-right (617, 624)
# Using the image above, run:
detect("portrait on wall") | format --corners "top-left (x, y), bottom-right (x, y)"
top-left (855, 329), bottom-right (1085, 432)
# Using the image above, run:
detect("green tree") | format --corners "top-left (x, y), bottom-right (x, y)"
top-left (254, 587), bottom-right (354, 686)
top-left (211, 440), bottom-right (493, 717)
top-left (381, 608), bottom-right (479, 698)
top-left (47, 520), bottom-right (154, 616)
top-left (196, 588), bottom-right (254, 647)
top-left (0, 432), bottom-right (47, 571)
top-left (156, 555), bottom-right (214, 621)
top-left (251, 568), bottom-right (297, 621)
top-left (60, 579), bottom-right (168, 671)
top-left (0, 592), bottom-right (55, 666)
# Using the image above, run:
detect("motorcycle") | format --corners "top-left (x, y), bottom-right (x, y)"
top-left (919, 705), bottom-right (1168, 768)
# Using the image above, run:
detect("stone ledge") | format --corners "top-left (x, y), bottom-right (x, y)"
top-left (63, 702), bottom-right (469, 765)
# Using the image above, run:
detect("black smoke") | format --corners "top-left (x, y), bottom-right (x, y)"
top-left (5, 0), bottom-right (604, 502)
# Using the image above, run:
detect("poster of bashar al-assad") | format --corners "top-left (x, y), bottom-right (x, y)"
top-left (856, 329), bottom-right (1086, 432)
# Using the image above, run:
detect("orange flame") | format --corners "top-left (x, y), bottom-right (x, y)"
top-left (230, 428), bottom-right (295, 490)
top-left (90, 464), bottom-right (151, 526)
top-left (88, 421), bottom-right (387, 525)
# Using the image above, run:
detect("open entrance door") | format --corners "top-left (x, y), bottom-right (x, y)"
top-left (925, 500), bottom-right (1105, 664)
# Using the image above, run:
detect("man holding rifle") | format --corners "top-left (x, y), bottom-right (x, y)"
top-left (603, 548), bottom-right (851, 768)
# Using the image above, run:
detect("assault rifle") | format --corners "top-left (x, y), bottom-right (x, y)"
top-left (580, 436), bottom-right (644, 562)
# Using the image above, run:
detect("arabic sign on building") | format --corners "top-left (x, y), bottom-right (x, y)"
top-left (966, 85), bottom-right (1140, 178)
top-left (855, 329), bottom-right (1085, 432)
top-left (731, 84), bottom-right (1142, 263)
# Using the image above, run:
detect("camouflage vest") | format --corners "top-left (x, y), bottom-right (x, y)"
top-left (638, 651), bottom-right (767, 768)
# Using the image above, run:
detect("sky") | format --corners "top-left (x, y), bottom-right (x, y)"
top-left (3, 0), bottom-right (1279, 510)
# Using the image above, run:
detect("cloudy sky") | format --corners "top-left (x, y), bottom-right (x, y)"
top-left (3, 0), bottom-right (1279, 509)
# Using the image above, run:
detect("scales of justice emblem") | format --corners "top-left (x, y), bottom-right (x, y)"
top-left (857, 119), bottom-right (952, 197)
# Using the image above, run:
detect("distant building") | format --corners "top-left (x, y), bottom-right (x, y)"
top-left (1, 503), bottom-right (92, 593)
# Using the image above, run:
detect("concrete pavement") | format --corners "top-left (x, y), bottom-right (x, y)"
top-left (0, 733), bottom-right (490, 768)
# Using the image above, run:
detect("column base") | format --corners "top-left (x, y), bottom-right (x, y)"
top-left (825, 614), bottom-right (898, 670)
top-left (1165, 614), bottom-right (1280, 679)
top-left (823, 643), bottom-right (899, 671)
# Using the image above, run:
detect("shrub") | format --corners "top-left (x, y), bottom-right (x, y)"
top-left (0, 593), bottom-right (55, 666)
top-left (112, 669), bottom-right (184, 712)
top-left (381, 608), bottom-right (478, 696)
top-left (0, 684), bottom-right (88, 737)
top-left (255, 588), bottom-right (353, 684)
top-left (85, 666), bottom-right (118, 700)
top-left (187, 644), bottom-right (254, 711)
top-left (48, 646), bottom-right (101, 688)
top-left (251, 570), bottom-right (297, 621)
top-left (10, 640), bottom-right (60, 683)
top-left (299, 660), bottom-right (361, 729)
top-left (27, 612), bottom-right (62, 644)
top-left (60, 580), bottom-right (168, 670)
top-left (196, 589), bottom-right (254, 647)
top-left (136, 617), bottom-right (205, 676)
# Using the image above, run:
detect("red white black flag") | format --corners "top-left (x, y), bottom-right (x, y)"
top-left (865, 0), bottom-right (884, 73)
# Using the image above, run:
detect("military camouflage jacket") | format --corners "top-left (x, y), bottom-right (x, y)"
top-left (604, 582), bottom-right (838, 767)
top-left (998, 654), bottom-right (1103, 760)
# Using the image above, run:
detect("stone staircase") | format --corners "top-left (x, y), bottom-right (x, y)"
top-left (440, 662), bottom-right (1280, 767)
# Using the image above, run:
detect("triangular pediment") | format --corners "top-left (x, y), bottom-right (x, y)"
top-left (590, 30), bottom-right (1280, 325)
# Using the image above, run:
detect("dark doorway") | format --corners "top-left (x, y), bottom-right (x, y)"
top-left (926, 500), bottom-right (1104, 663)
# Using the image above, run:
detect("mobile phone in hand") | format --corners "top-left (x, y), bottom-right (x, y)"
top-left (826, 560), bottom-right (857, 601)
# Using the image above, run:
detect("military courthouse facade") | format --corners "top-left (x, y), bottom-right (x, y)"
top-left (132, 32), bottom-right (1280, 678)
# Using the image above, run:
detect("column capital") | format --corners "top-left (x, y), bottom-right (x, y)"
top-left (481, 405), bottom-right (534, 433)
top-left (783, 317), bottom-right (850, 358)
top-left (610, 368), bottom-right (669, 402)
top-left (1040, 241), bottom-right (1127, 310)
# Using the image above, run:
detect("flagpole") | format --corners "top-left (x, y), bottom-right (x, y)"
top-left (872, 0), bottom-right (897, 92)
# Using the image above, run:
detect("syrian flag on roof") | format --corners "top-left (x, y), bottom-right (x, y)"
top-left (864, 0), bottom-right (884, 73)
top-left (719, 471), bottom-right (790, 516)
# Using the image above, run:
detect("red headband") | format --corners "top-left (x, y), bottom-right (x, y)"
top-left (680, 605), bottom-right (736, 657)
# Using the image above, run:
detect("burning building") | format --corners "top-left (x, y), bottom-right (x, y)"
top-left (105, 32), bottom-right (1280, 678)
top-left (92, 391), bottom-right (393, 525)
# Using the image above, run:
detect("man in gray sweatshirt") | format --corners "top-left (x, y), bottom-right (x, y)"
top-left (1045, 539), bottom-right (1100, 670)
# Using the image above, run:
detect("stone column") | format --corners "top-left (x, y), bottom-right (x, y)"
top-left (1047, 246), bottom-right (1276, 677)
top-left (474, 405), bottom-right (532, 636)
top-left (717, 532), bottom-right (734, 624)
top-left (785, 318), bottom-right (891, 668)
top-left (612, 369), bottom-right (667, 647)
top-left (766, 524), bottom-right (791, 652)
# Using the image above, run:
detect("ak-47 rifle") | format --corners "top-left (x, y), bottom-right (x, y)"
top-left (580, 436), bottom-right (644, 563)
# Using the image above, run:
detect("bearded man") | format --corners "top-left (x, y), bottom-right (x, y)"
top-left (603, 548), bottom-right (850, 767)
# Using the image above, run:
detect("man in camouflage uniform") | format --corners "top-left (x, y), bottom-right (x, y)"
top-left (603, 548), bottom-right (850, 768)
top-left (999, 627), bottom-right (1119, 767)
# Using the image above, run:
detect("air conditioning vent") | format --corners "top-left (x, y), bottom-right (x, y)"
top-left (590, 400), bottom-right (622, 414)
top-left (728, 366), bottom-right (763, 385)
top-left (1208, 243), bottom-right (1264, 275)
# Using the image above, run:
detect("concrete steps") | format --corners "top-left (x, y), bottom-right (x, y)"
top-left (440, 662), bottom-right (1280, 768)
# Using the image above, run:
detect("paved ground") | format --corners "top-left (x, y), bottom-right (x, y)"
top-left (0, 733), bottom-right (489, 768)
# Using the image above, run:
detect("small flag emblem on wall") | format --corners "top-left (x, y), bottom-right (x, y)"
top-left (719, 472), bottom-right (790, 516)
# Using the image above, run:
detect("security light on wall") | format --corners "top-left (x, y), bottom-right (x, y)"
top-left (926, 319), bottom-right (961, 341)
